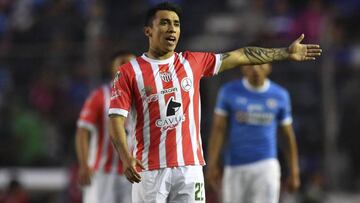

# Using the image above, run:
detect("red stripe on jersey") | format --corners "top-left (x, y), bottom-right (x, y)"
top-left (138, 58), bottom-right (161, 170)
top-left (159, 64), bottom-right (178, 167)
top-left (174, 55), bottom-right (195, 165)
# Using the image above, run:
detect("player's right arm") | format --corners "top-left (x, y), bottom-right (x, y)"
top-left (109, 115), bottom-right (144, 183)
top-left (75, 127), bottom-right (92, 186)
top-left (206, 113), bottom-right (227, 191)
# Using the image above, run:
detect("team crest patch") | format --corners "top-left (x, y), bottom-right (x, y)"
top-left (181, 77), bottom-right (192, 92)
top-left (160, 71), bottom-right (172, 82)
top-left (266, 98), bottom-right (278, 109)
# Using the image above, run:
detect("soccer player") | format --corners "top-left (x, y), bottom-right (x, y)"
top-left (75, 50), bottom-right (135, 203)
top-left (206, 63), bottom-right (300, 203)
top-left (108, 2), bottom-right (320, 202)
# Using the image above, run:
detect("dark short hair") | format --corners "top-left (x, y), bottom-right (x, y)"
top-left (110, 50), bottom-right (133, 62)
top-left (145, 2), bottom-right (182, 26)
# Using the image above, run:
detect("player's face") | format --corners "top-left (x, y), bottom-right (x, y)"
top-left (111, 54), bottom-right (135, 77)
top-left (243, 64), bottom-right (271, 86)
top-left (145, 10), bottom-right (180, 55)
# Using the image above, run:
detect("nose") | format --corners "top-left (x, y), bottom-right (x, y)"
top-left (168, 23), bottom-right (176, 33)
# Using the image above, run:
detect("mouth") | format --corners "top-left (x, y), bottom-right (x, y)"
top-left (165, 36), bottom-right (177, 45)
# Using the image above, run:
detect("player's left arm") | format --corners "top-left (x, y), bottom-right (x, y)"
top-left (279, 124), bottom-right (300, 192)
top-left (219, 34), bottom-right (322, 72)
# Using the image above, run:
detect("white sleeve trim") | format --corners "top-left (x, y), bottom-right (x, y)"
top-left (214, 108), bottom-right (228, 116)
top-left (213, 54), bottom-right (222, 75)
top-left (77, 120), bottom-right (97, 132)
top-left (108, 108), bottom-right (128, 117)
top-left (280, 117), bottom-right (293, 126)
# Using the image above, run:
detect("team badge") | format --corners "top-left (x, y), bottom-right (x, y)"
top-left (160, 71), bottom-right (172, 82)
top-left (266, 98), bottom-right (278, 109)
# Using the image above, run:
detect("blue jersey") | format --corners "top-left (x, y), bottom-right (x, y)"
top-left (215, 79), bottom-right (292, 166)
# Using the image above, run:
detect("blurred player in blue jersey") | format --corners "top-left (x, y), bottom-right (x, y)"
top-left (206, 63), bottom-right (300, 203)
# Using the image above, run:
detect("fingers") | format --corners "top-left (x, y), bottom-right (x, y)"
top-left (306, 44), bottom-right (320, 49)
top-left (307, 52), bottom-right (321, 57)
top-left (295, 33), bottom-right (305, 43)
top-left (124, 167), bottom-right (142, 183)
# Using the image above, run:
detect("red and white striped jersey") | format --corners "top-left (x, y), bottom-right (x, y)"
top-left (77, 84), bottom-right (132, 174)
top-left (109, 51), bottom-right (222, 171)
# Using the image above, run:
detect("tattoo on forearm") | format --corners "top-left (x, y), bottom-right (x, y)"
top-left (243, 47), bottom-right (288, 64)
top-left (220, 53), bottom-right (230, 60)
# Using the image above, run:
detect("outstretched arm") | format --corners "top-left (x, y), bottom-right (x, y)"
top-left (219, 34), bottom-right (322, 72)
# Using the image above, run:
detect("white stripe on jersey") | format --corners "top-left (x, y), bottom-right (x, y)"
top-left (108, 108), bottom-right (128, 117)
top-left (168, 56), bottom-right (185, 165)
top-left (178, 53), bottom-right (199, 165)
top-left (214, 54), bottom-right (222, 75)
top-left (150, 62), bottom-right (167, 168)
top-left (130, 59), bottom-right (150, 169)
top-left (98, 85), bottom-right (111, 171)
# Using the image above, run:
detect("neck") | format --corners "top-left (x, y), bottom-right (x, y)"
top-left (146, 47), bottom-right (174, 60)
top-left (248, 79), bottom-right (265, 88)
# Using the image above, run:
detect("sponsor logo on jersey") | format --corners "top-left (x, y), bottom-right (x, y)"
top-left (236, 111), bottom-right (274, 125)
top-left (166, 97), bottom-right (181, 116)
top-left (156, 114), bottom-right (186, 132)
top-left (161, 87), bottom-right (178, 95)
top-left (247, 104), bottom-right (264, 111)
top-left (143, 87), bottom-right (178, 103)
top-left (181, 77), bottom-right (192, 92)
top-left (155, 96), bottom-right (184, 132)
top-left (145, 94), bottom-right (159, 103)
top-left (160, 71), bottom-right (172, 82)
top-left (112, 71), bottom-right (122, 88)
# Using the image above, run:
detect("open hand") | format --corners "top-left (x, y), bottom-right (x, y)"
top-left (288, 34), bottom-right (322, 61)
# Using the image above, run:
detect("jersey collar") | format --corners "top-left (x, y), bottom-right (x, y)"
top-left (141, 53), bottom-right (175, 64)
top-left (242, 78), bottom-right (270, 93)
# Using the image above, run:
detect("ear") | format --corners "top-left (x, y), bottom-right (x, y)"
top-left (144, 26), bottom-right (152, 37)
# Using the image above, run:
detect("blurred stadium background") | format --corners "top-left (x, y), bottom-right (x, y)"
top-left (0, 0), bottom-right (360, 202)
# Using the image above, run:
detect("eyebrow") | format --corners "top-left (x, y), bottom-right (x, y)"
top-left (160, 18), bottom-right (180, 24)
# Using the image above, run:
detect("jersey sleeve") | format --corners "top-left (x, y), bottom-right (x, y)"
top-left (108, 64), bottom-right (133, 117)
top-left (214, 86), bottom-right (230, 116)
top-left (278, 90), bottom-right (293, 126)
top-left (77, 89), bottom-right (102, 132)
top-left (189, 52), bottom-right (222, 77)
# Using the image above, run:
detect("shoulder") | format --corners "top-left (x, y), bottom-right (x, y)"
top-left (269, 81), bottom-right (289, 98)
top-left (180, 51), bottom-right (212, 59)
top-left (88, 85), bottom-right (106, 99)
top-left (220, 80), bottom-right (241, 92)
